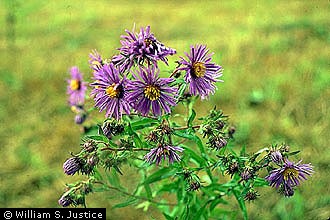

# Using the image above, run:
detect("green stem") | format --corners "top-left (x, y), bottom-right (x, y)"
top-left (100, 147), bottom-right (150, 152)
top-left (94, 181), bottom-right (177, 206)
top-left (173, 125), bottom-right (201, 130)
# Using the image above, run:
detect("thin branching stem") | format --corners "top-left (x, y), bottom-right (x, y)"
top-left (100, 147), bottom-right (150, 152)
top-left (173, 125), bottom-right (201, 130)
top-left (94, 181), bottom-right (177, 206)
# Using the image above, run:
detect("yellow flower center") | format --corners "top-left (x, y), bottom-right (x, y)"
top-left (144, 38), bottom-right (153, 47)
top-left (283, 168), bottom-right (299, 181)
top-left (106, 84), bottom-right (120, 98)
top-left (144, 85), bottom-right (160, 101)
top-left (70, 79), bottom-right (81, 90)
top-left (192, 62), bottom-right (206, 78)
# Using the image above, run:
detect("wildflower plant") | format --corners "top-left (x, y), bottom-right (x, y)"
top-left (59, 25), bottom-right (313, 219)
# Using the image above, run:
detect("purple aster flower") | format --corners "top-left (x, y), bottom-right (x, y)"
top-left (89, 49), bottom-right (110, 72)
top-left (67, 67), bottom-right (87, 106)
top-left (144, 145), bottom-right (184, 165)
top-left (126, 65), bottom-right (178, 116)
top-left (63, 157), bottom-right (82, 175)
top-left (177, 44), bottom-right (223, 99)
top-left (265, 159), bottom-right (313, 189)
top-left (90, 63), bottom-right (131, 120)
top-left (112, 25), bottom-right (176, 72)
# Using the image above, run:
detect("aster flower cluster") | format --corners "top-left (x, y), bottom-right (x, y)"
top-left (60, 25), bottom-right (313, 219)
top-left (265, 144), bottom-right (314, 197)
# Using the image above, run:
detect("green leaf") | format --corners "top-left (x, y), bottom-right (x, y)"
top-left (144, 167), bottom-right (177, 185)
top-left (106, 168), bottom-right (122, 188)
top-left (126, 123), bottom-right (144, 148)
top-left (173, 130), bottom-right (205, 154)
top-left (182, 146), bottom-right (205, 166)
top-left (144, 183), bottom-right (152, 199)
top-left (85, 135), bottom-right (108, 143)
top-left (192, 201), bottom-right (208, 220)
top-left (254, 177), bottom-right (269, 187)
top-left (93, 169), bottom-right (104, 181)
top-left (187, 109), bottom-right (196, 128)
top-left (112, 198), bottom-right (138, 209)
top-left (233, 189), bottom-right (248, 220)
top-left (163, 212), bottom-right (175, 220)
top-left (209, 198), bottom-right (228, 211)
top-left (180, 204), bottom-right (190, 220)
top-left (130, 117), bottom-right (159, 130)
top-left (286, 150), bottom-right (300, 156)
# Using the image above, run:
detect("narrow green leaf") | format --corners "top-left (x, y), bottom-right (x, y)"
top-left (192, 201), bottom-right (208, 220)
top-left (173, 130), bottom-right (205, 154)
top-left (163, 212), bottom-right (174, 220)
top-left (182, 146), bottom-right (205, 166)
top-left (180, 204), bottom-right (190, 220)
top-left (85, 135), bottom-right (108, 143)
top-left (93, 168), bottom-right (104, 181)
top-left (286, 150), bottom-right (300, 156)
top-left (130, 117), bottom-right (159, 130)
top-left (144, 183), bottom-right (152, 199)
top-left (254, 177), bottom-right (269, 187)
top-left (187, 109), bottom-right (196, 128)
top-left (209, 198), bottom-right (228, 211)
top-left (144, 167), bottom-right (177, 184)
top-left (233, 189), bottom-right (248, 220)
top-left (112, 198), bottom-right (137, 209)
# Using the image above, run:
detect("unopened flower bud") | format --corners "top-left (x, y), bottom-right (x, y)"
top-left (58, 195), bottom-right (73, 207)
top-left (244, 191), bottom-right (259, 201)
top-left (270, 150), bottom-right (283, 164)
top-left (208, 135), bottom-right (227, 150)
top-left (240, 168), bottom-right (252, 181)
top-left (187, 181), bottom-right (201, 191)
top-left (83, 140), bottom-right (96, 153)
top-left (227, 161), bottom-right (239, 177)
top-left (63, 157), bottom-right (82, 175)
top-left (87, 155), bottom-right (99, 166)
top-left (74, 114), bottom-right (86, 124)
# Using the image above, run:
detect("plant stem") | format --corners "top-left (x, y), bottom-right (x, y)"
top-left (100, 147), bottom-right (150, 152)
top-left (173, 125), bottom-right (201, 130)
top-left (94, 181), bottom-right (177, 206)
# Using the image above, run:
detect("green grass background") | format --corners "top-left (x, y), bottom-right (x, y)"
top-left (0, 0), bottom-right (329, 219)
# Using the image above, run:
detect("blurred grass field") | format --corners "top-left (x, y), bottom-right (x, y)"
top-left (0, 0), bottom-right (329, 219)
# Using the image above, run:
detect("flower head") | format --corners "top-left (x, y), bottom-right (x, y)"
top-left (144, 145), bottom-right (184, 165)
top-left (90, 63), bottom-right (131, 120)
top-left (63, 157), bottom-right (82, 175)
top-left (126, 65), bottom-right (177, 116)
top-left (177, 45), bottom-right (223, 99)
top-left (67, 67), bottom-right (87, 106)
top-left (265, 159), bottom-right (313, 196)
top-left (112, 25), bottom-right (176, 72)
